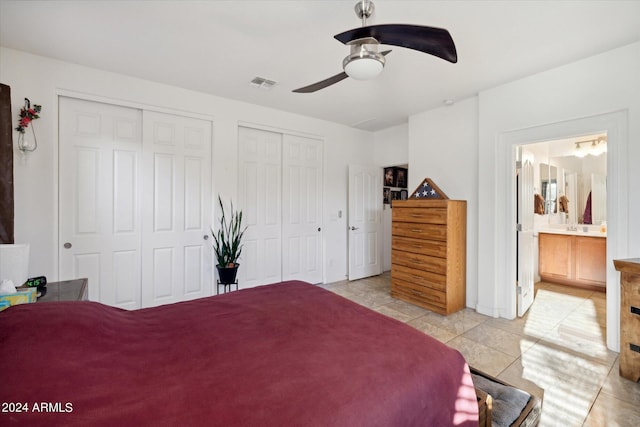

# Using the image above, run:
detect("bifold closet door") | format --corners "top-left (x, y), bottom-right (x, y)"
top-left (59, 98), bottom-right (213, 309)
top-left (141, 111), bottom-right (213, 308)
top-left (238, 126), bottom-right (323, 288)
top-left (59, 97), bottom-right (143, 309)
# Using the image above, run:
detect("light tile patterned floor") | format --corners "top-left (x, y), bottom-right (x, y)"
top-left (319, 273), bottom-right (640, 427)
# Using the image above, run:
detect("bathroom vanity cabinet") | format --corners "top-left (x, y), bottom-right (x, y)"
top-left (539, 232), bottom-right (606, 290)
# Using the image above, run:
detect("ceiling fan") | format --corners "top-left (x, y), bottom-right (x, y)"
top-left (292, 0), bottom-right (457, 93)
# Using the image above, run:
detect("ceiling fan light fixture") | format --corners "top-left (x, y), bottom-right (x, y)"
top-left (344, 56), bottom-right (384, 80)
top-left (343, 45), bottom-right (385, 80)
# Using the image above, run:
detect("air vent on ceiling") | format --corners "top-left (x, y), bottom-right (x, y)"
top-left (249, 77), bottom-right (277, 90)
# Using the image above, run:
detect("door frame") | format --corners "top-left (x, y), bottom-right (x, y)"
top-left (497, 110), bottom-right (629, 352)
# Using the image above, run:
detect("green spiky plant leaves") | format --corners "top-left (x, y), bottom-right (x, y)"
top-left (211, 196), bottom-right (247, 268)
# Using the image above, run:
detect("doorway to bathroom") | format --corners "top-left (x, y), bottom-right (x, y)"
top-left (516, 133), bottom-right (608, 318)
top-left (497, 110), bottom-right (628, 353)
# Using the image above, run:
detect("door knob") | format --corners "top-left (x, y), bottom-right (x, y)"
top-left (350, 226), bottom-right (359, 231)
top-left (203, 235), bottom-right (209, 240)
top-left (64, 242), bottom-right (72, 249)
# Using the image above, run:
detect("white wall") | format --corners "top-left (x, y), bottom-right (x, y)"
top-left (408, 97), bottom-right (479, 308)
top-left (373, 123), bottom-right (409, 272)
top-left (477, 41), bottom-right (640, 351)
top-left (0, 47), bottom-right (375, 285)
top-left (373, 123), bottom-right (408, 168)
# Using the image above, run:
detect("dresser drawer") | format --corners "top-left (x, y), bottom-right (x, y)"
top-left (392, 222), bottom-right (447, 241)
top-left (393, 207), bottom-right (447, 224)
top-left (392, 236), bottom-right (447, 258)
top-left (621, 304), bottom-right (640, 339)
top-left (392, 263), bottom-right (447, 292)
top-left (392, 278), bottom-right (447, 312)
top-left (617, 264), bottom-right (640, 381)
top-left (620, 304), bottom-right (640, 382)
top-left (392, 251), bottom-right (446, 275)
top-left (622, 274), bottom-right (640, 306)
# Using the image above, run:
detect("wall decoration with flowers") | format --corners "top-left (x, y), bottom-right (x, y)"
top-left (15, 98), bottom-right (41, 152)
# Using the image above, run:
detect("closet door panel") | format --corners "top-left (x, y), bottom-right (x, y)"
top-left (237, 126), bottom-right (282, 288)
top-left (59, 97), bottom-right (142, 309)
top-left (113, 150), bottom-right (138, 233)
top-left (142, 111), bottom-right (212, 307)
top-left (152, 153), bottom-right (175, 232)
top-left (282, 134), bottom-right (323, 284)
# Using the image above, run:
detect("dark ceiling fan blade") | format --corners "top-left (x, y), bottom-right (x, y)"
top-left (335, 24), bottom-right (457, 63)
top-left (292, 71), bottom-right (349, 93)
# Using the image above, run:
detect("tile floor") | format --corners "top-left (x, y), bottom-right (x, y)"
top-left (318, 273), bottom-right (640, 427)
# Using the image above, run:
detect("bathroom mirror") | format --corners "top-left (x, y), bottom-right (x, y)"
top-left (539, 163), bottom-right (557, 214)
top-left (554, 160), bottom-right (606, 224)
top-left (526, 134), bottom-right (606, 224)
top-left (563, 169), bottom-right (578, 224)
top-left (589, 173), bottom-right (606, 224)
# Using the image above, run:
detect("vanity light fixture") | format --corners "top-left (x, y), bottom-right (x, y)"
top-left (573, 136), bottom-right (607, 158)
top-left (574, 142), bottom-right (588, 158)
top-left (590, 137), bottom-right (607, 156)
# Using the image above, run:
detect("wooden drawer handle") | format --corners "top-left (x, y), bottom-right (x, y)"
top-left (411, 290), bottom-right (423, 297)
top-left (411, 229), bottom-right (423, 233)
top-left (631, 343), bottom-right (640, 353)
top-left (412, 244), bottom-right (423, 249)
top-left (631, 306), bottom-right (640, 316)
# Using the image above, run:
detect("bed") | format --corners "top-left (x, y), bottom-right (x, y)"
top-left (0, 281), bottom-right (478, 426)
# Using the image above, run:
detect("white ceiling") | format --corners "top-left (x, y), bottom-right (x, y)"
top-left (1, 1), bottom-right (639, 131)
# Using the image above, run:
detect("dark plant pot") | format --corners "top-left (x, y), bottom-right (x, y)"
top-left (216, 264), bottom-right (239, 284)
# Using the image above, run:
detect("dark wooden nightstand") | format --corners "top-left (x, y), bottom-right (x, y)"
top-left (37, 278), bottom-right (88, 302)
top-left (614, 258), bottom-right (640, 382)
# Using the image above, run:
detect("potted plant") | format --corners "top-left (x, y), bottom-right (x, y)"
top-left (211, 196), bottom-right (247, 284)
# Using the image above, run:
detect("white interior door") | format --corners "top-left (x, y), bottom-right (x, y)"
top-left (59, 97), bottom-right (143, 309)
top-left (282, 134), bottom-right (323, 284)
top-left (348, 164), bottom-right (382, 281)
top-left (141, 111), bottom-right (212, 307)
top-left (517, 148), bottom-right (535, 316)
top-left (238, 127), bottom-right (283, 287)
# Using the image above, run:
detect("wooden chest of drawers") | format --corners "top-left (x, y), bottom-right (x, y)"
top-left (614, 258), bottom-right (640, 382)
top-left (391, 199), bottom-right (466, 315)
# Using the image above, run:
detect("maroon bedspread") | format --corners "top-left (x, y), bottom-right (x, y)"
top-left (0, 281), bottom-right (478, 426)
